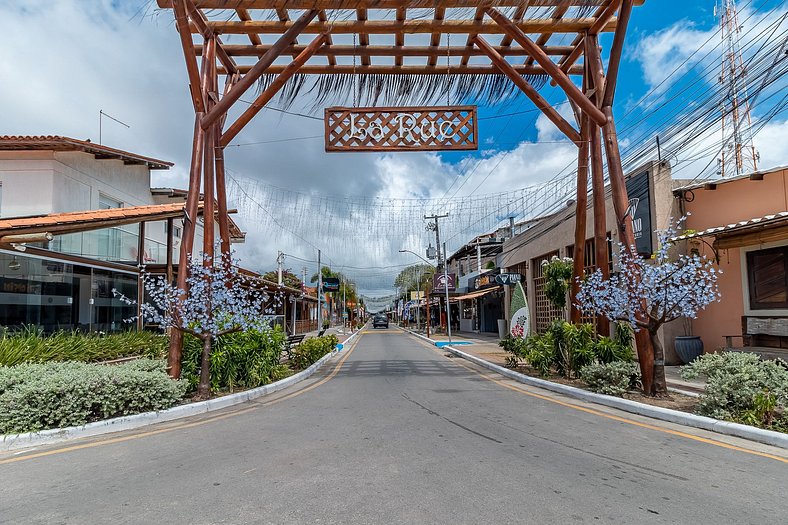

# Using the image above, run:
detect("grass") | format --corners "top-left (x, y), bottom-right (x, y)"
top-left (0, 327), bottom-right (168, 367)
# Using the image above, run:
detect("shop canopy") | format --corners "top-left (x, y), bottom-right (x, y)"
top-left (671, 212), bottom-right (788, 250)
top-left (451, 287), bottom-right (502, 302)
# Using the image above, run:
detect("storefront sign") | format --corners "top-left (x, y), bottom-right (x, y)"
top-left (325, 106), bottom-right (478, 152)
top-left (495, 273), bottom-right (523, 286)
top-left (473, 273), bottom-right (499, 291)
top-left (432, 272), bottom-right (456, 293)
top-left (625, 171), bottom-right (653, 256)
top-left (410, 290), bottom-right (424, 301)
top-left (322, 278), bottom-right (340, 292)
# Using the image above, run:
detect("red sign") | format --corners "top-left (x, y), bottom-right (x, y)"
top-left (432, 273), bottom-right (457, 293)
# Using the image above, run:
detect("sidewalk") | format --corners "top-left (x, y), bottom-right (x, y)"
top-left (411, 328), bottom-right (707, 394)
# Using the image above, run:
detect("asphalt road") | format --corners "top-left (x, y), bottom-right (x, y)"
top-left (1, 328), bottom-right (786, 524)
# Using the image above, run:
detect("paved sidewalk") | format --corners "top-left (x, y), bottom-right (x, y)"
top-left (407, 327), bottom-right (707, 394)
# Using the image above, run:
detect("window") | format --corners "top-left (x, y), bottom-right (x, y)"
top-left (98, 194), bottom-right (122, 209)
top-left (747, 246), bottom-right (788, 310)
top-left (165, 222), bottom-right (182, 239)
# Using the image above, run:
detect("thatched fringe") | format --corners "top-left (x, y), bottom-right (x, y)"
top-left (256, 72), bottom-right (548, 110)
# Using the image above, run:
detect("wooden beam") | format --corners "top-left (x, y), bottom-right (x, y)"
top-left (183, 0), bottom-right (238, 74)
top-left (500, 2), bottom-right (529, 48)
top-left (199, 43), bottom-right (576, 57)
top-left (318, 10), bottom-right (337, 66)
top-left (357, 8), bottom-right (371, 66)
top-left (166, 1), bottom-right (635, 8)
top-left (235, 8), bottom-right (262, 46)
top-left (602, 0), bottom-right (632, 107)
top-left (585, 33), bottom-right (606, 105)
top-left (201, 9), bottom-right (319, 130)
top-left (218, 64), bottom-right (585, 75)
top-left (570, 113), bottom-right (590, 324)
top-left (461, 7), bottom-right (487, 67)
top-left (525, 0), bottom-right (571, 67)
top-left (221, 35), bottom-right (328, 147)
top-left (486, 7), bottom-right (608, 126)
top-left (196, 18), bottom-right (618, 35)
top-left (172, 0), bottom-right (204, 113)
top-left (474, 36), bottom-right (581, 144)
top-left (589, 121), bottom-right (609, 336)
top-left (427, 7), bottom-right (445, 67)
top-left (395, 7), bottom-right (406, 66)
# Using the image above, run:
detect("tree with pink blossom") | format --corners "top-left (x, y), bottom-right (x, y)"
top-left (576, 217), bottom-right (721, 395)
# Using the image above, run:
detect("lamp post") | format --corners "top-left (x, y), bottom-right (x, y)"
top-left (399, 249), bottom-right (433, 338)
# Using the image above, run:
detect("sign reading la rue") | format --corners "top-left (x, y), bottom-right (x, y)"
top-left (325, 106), bottom-right (478, 152)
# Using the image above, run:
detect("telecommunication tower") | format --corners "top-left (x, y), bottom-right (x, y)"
top-left (716, 0), bottom-right (759, 177)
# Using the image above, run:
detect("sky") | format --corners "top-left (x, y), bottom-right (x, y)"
top-left (1, 0), bottom-right (786, 296)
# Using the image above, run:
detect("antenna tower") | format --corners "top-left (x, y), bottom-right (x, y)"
top-left (716, 0), bottom-right (759, 177)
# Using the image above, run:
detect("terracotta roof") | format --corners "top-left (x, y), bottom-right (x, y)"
top-left (0, 202), bottom-right (202, 238)
top-left (0, 135), bottom-right (173, 170)
top-left (671, 212), bottom-right (788, 242)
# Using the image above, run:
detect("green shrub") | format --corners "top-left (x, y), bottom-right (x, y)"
top-left (523, 333), bottom-right (556, 376)
top-left (549, 321), bottom-right (596, 378)
top-left (580, 361), bottom-right (641, 396)
top-left (0, 327), bottom-right (167, 367)
top-left (181, 325), bottom-right (286, 392)
top-left (594, 323), bottom-right (635, 364)
top-left (290, 334), bottom-right (339, 370)
top-left (680, 352), bottom-right (788, 430)
top-left (0, 359), bottom-right (186, 434)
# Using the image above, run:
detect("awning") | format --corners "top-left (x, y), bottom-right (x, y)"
top-left (671, 211), bottom-right (788, 250)
top-left (452, 287), bottom-right (502, 302)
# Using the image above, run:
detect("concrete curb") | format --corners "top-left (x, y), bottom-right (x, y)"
top-left (1, 330), bottom-right (362, 452)
top-left (405, 330), bottom-right (788, 450)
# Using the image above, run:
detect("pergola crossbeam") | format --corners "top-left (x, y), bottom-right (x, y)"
top-left (198, 44), bottom-right (576, 57)
top-left (195, 18), bottom-right (617, 35)
top-left (217, 64), bottom-right (585, 75)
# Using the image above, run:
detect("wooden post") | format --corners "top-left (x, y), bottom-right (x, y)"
top-left (590, 125), bottom-right (610, 337)
top-left (598, 0), bottom-right (656, 394)
top-left (136, 221), bottom-right (146, 331)
top-left (166, 217), bottom-right (174, 285)
top-left (570, 115), bottom-right (590, 324)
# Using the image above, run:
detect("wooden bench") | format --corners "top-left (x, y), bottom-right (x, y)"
top-left (282, 334), bottom-right (305, 362)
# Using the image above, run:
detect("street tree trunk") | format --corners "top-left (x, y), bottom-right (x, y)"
top-left (198, 336), bottom-right (212, 399)
top-left (647, 328), bottom-right (668, 396)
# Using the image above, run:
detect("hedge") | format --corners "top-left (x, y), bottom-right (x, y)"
top-left (0, 359), bottom-right (186, 434)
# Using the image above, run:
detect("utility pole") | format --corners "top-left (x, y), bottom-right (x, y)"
top-left (424, 213), bottom-right (448, 270)
top-left (425, 213), bottom-right (449, 336)
top-left (476, 239), bottom-right (482, 274)
top-left (443, 242), bottom-right (452, 343)
top-left (317, 249), bottom-right (322, 331)
top-left (276, 250), bottom-right (284, 285)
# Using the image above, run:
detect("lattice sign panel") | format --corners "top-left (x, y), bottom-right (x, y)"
top-left (325, 106), bottom-right (478, 152)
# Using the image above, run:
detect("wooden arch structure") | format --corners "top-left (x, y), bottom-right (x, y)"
top-left (160, 0), bottom-right (658, 394)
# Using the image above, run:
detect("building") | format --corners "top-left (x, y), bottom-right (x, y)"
top-left (0, 135), bottom-right (245, 332)
top-left (673, 166), bottom-right (788, 358)
top-left (500, 160), bottom-right (788, 362)
top-left (500, 160), bottom-right (687, 360)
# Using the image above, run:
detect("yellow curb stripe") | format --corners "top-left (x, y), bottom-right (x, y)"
top-left (410, 332), bottom-right (788, 464)
top-left (0, 334), bottom-right (362, 466)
